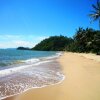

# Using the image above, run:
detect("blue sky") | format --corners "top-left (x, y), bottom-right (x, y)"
top-left (0, 0), bottom-right (98, 48)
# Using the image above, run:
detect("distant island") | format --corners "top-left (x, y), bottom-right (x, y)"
top-left (17, 47), bottom-right (30, 50)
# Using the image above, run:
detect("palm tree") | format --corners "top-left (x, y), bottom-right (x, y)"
top-left (89, 0), bottom-right (100, 29)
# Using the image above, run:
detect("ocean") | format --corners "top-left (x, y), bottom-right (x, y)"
top-left (0, 49), bottom-right (64, 99)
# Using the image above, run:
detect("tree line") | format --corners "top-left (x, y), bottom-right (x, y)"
top-left (32, 28), bottom-right (100, 54)
top-left (66, 28), bottom-right (100, 54)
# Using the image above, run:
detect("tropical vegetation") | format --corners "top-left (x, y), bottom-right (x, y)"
top-left (66, 27), bottom-right (100, 54)
top-left (32, 28), bottom-right (100, 54)
top-left (32, 35), bottom-right (73, 51)
top-left (89, 0), bottom-right (100, 28)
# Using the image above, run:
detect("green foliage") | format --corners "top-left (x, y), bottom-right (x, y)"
top-left (89, 0), bottom-right (100, 28)
top-left (91, 31), bottom-right (100, 53)
top-left (66, 27), bottom-right (100, 54)
top-left (32, 28), bottom-right (100, 54)
top-left (32, 35), bottom-right (73, 51)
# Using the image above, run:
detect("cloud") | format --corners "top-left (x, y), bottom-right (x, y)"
top-left (13, 40), bottom-right (34, 47)
top-left (0, 34), bottom-right (48, 48)
top-left (37, 36), bottom-right (48, 41)
top-left (0, 34), bottom-right (20, 39)
top-left (0, 41), bottom-right (35, 48)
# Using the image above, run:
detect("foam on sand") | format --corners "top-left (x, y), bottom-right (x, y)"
top-left (0, 52), bottom-right (65, 100)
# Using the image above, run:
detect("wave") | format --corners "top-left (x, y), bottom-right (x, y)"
top-left (0, 74), bottom-right (65, 100)
top-left (21, 58), bottom-right (40, 64)
top-left (0, 61), bottom-right (65, 99)
top-left (0, 59), bottom-right (53, 77)
top-left (0, 52), bottom-right (63, 77)
top-left (0, 52), bottom-right (64, 100)
top-left (41, 52), bottom-right (63, 60)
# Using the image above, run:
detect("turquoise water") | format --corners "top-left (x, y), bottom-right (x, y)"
top-left (0, 49), bottom-right (58, 67)
top-left (0, 49), bottom-right (64, 100)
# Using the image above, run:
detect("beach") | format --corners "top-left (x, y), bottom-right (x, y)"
top-left (4, 52), bottom-right (100, 100)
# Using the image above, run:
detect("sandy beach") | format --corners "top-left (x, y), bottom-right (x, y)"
top-left (4, 52), bottom-right (100, 100)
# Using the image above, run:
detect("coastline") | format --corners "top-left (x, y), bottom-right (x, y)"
top-left (4, 52), bottom-right (100, 100)
top-left (0, 56), bottom-right (64, 100)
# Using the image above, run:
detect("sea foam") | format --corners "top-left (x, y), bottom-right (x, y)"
top-left (0, 52), bottom-right (64, 100)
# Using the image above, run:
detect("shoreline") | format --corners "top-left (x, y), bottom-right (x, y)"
top-left (1, 54), bottom-right (64, 100)
top-left (3, 52), bottom-right (100, 100)
top-left (1, 74), bottom-right (65, 100)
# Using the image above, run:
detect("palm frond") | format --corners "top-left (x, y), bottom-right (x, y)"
top-left (89, 13), bottom-right (99, 17)
top-left (89, 0), bottom-right (100, 28)
top-left (97, 0), bottom-right (100, 8)
top-left (94, 15), bottom-right (100, 21)
top-left (92, 4), bottom-right (99, 10)
top-left (92, 16), bottom-right (99, 22)
top-left (90, 10), bottom-right (98, 14)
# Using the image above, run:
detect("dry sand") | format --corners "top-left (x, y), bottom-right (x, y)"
top-left (4, 52), bottom-right (100, 100)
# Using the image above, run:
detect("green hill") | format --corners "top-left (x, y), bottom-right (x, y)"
top-left (32, 35), bottom-right (73, 51)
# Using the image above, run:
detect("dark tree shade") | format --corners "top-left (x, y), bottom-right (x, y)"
top-left (66, 27), bottom-right (100, 54)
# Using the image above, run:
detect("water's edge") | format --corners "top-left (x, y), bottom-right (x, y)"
top-left (0, 52), bottom-right (65, 100)
top-left (2, 72), bottom-right (65, 100)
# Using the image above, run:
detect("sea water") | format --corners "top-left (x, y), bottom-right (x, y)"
top-left (0, 49), bottom-right (64, 99)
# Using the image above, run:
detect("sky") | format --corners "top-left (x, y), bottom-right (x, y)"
top-left (0, 0), bottom-right (98, 48)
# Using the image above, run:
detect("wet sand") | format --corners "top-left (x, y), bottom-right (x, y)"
top-left (4, 52), bottom-right (100, 100)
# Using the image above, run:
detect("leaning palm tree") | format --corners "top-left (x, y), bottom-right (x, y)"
top-left (89, 0), bottom-right (100, 29)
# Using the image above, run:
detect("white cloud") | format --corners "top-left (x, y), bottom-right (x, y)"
top-left (0, 34), bottom-right (20, 39)
top-left (0, 34), bottom-right (48, 48)
top-left (13, 40), bottom-right (34, 47)
top-left (37, 36), bottom-right (48, 41)
top-left (0, 41), bottom-right (35, 48)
